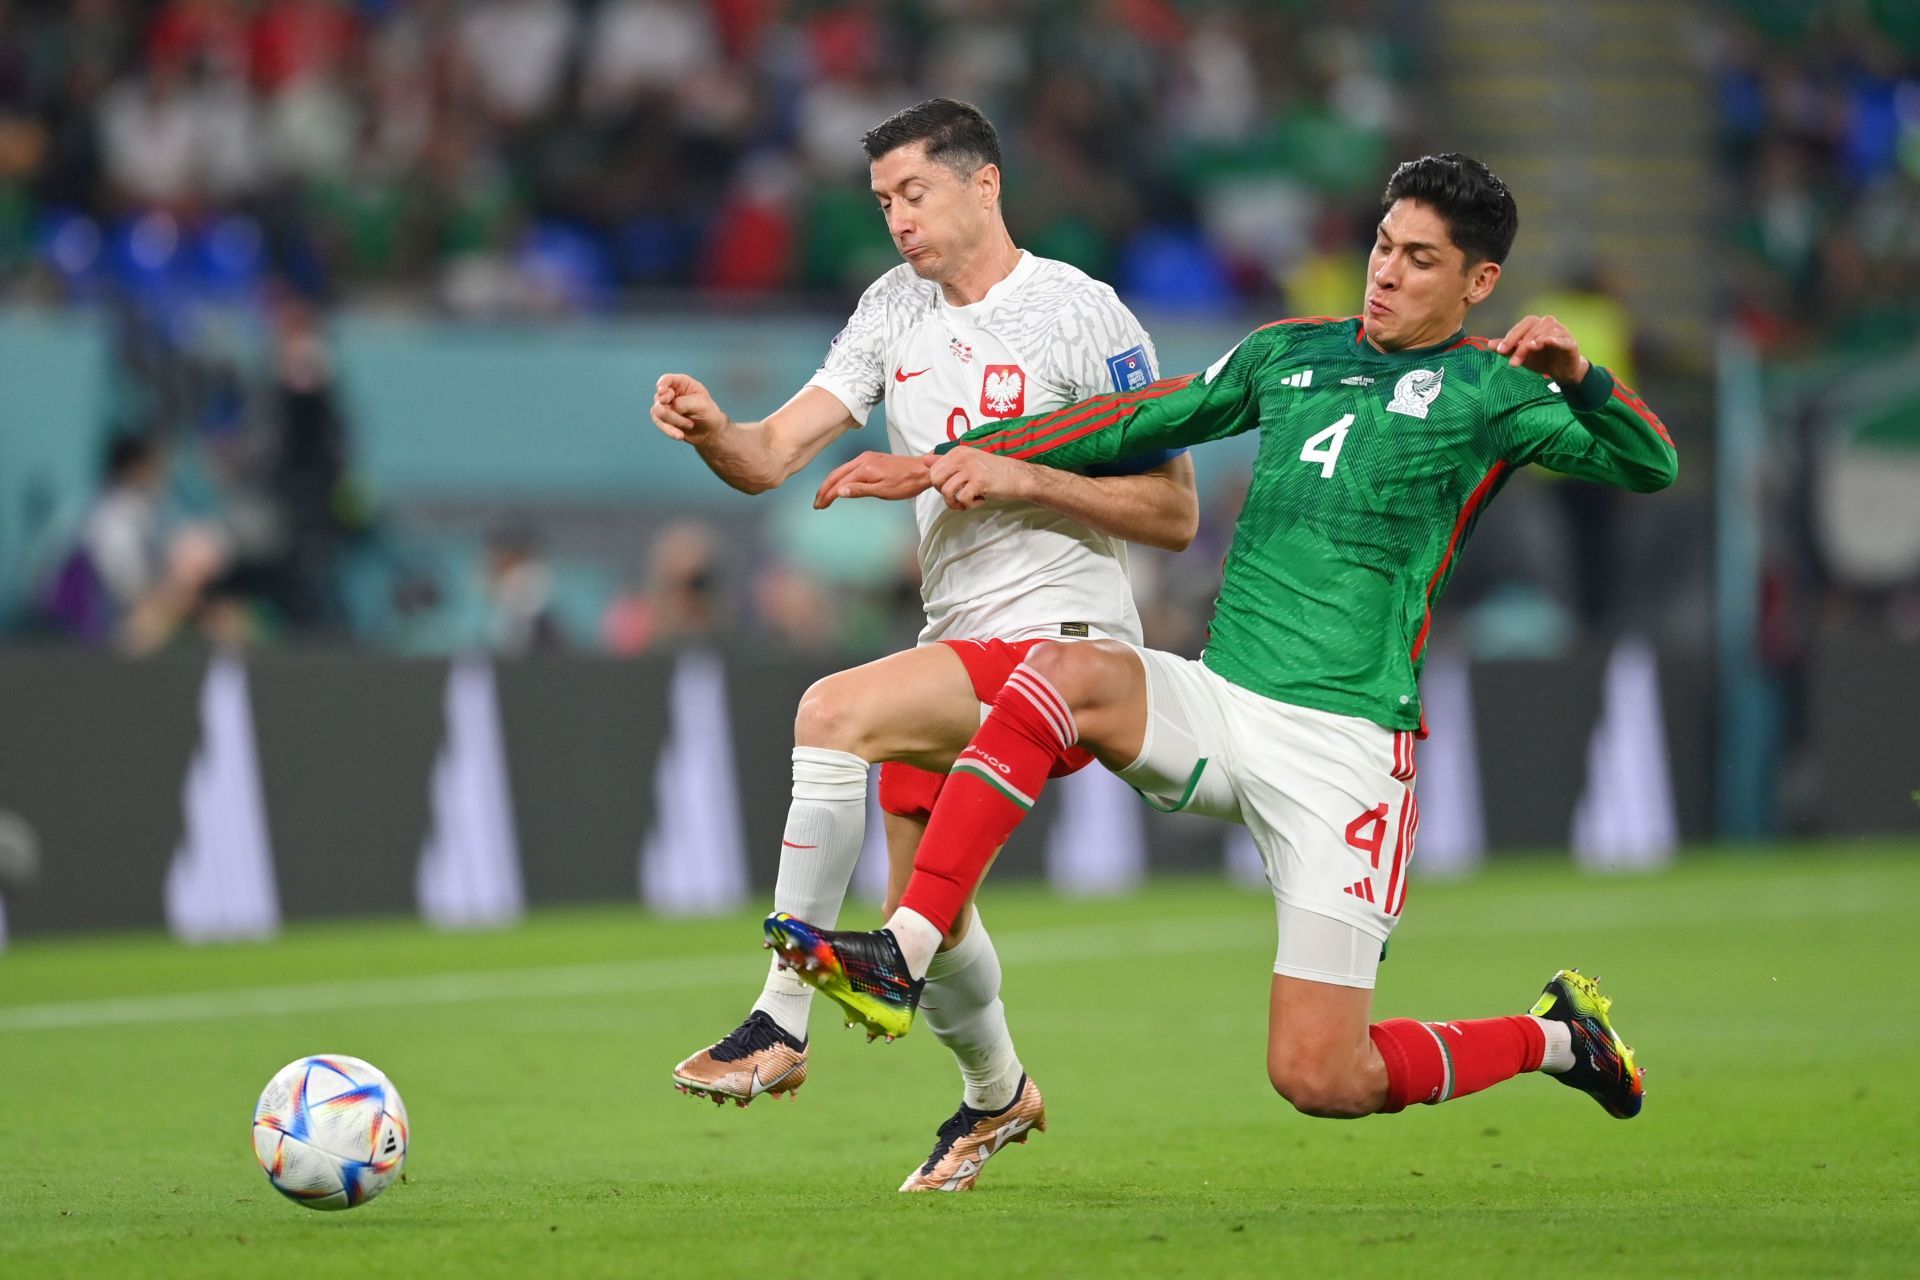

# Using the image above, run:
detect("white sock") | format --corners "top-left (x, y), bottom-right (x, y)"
top-left (1532, 1016), bottom-right (1575, 1073)
top-left (884, 906), bottom-right (944, 980)
top-left (923, 908), bottom-right (1023, 1111)
top-left (751, 746), bottom-right (870, 1041)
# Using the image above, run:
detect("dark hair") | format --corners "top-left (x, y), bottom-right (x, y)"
top-left (1381, 154), bottom-right (1518, 266)
top-left (861, 98), bottom-right (1002, 177)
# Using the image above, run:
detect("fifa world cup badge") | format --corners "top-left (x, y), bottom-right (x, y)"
top-left (1106, 344), bottom-right (1154, 391)
top-left (1387, 368), bottom-right (1445, 419)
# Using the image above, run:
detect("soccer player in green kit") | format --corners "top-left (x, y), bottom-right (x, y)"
top-left (770, 154), bottom-right (1671, 1140)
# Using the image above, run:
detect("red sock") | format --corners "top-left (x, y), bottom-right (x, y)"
top-left (898, 664), bottom-right (1076, 934)
top-left (1368, 1016), bottom-right (1546, 1112)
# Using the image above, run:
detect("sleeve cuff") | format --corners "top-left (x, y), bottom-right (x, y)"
top-left (1564, 362), bottom-right (1615, 413)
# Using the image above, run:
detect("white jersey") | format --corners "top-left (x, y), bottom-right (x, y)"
top-left (806, 251), bottom-right (1165, 645)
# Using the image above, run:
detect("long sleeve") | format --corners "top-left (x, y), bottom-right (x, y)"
top-left (939, 329), bottom-right (1276, 471)
top-left (1497, 363), bottom-right (1678, 493)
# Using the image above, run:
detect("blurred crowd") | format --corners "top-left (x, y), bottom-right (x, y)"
top-left (5, 1), bottom-right (1914, 659)
top-left (0, 0), bottom-right (1428, 657)
top-left (0, 0), bottom-right (1419, 315)
top-left (1706, 1), bottom-right (1920, 356)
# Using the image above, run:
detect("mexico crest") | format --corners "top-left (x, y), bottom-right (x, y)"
top-left (1387, 367), bottom-right (1445, 419)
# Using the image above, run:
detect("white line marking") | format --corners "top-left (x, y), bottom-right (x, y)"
top-left (0, 878), bottom-right (1898, 1034)
top-left (0, 916), bottom-right (1267, 1034)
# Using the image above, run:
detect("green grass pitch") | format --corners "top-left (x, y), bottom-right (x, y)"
top-left (2, 843), bottom-right (1916, 1278)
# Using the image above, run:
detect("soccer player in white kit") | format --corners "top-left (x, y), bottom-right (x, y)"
top-left (650, 99), bottom-right (1197, 1191)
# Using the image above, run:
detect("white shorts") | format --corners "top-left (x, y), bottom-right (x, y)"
top-left (1113, 648), bottom-right (1420, 989)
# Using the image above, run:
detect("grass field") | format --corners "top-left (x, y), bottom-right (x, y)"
top-left (3, 843), bottom-right (1917, 1278)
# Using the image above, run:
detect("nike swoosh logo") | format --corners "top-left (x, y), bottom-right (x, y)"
top-left (748, 1060), bottom-right (803, 1097)
top-left (781, 841), bottom-right (818, 850)
top-left (894, 367), bottom-right (930, 381)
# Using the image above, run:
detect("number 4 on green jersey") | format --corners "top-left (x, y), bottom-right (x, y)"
top-left (937, 316), bottom-right (1676, 733)
top-left (1300, 413), bottom-right (1354, 478)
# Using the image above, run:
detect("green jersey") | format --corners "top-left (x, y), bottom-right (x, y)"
top-left (940, 316), bottom-right (1677, 732)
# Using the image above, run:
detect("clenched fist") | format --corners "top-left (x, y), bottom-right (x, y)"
top-left (651, 373), bottom-right (731, 443)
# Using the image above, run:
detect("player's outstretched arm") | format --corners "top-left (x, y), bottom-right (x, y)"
top-left (811, 445), bottom-right (1198, 553)
top-left (1491, 315), bottom-right (1677, 493)
top-left (923, 447), bottom-right (1199, 551)
top-left (936, 330), bottom-right (1274, 474)
top-left (652, 376), bottom-right (857, 495)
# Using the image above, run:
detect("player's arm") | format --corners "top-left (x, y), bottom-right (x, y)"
top-left (1491, 314), bottom-right (1678, 493)
top-left (651, 377), bottom-right (856, 495)
top-left (935, 330), bottom-right (1275, 472)
top-left (656, 275), bottom-right (893, 494)
top-left (926, 448), bottom-right (1199, 550)
top-left (921, 293), bottom-right (1200, 547)
top-left (812, 441), bottom-right (1199, 550)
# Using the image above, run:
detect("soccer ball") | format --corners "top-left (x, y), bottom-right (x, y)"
top-left (251, 1055), bottom-right (409, 1211)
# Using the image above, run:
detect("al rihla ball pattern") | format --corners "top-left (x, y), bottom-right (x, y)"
top-left (252, 1054), bottom-right (408, 1211)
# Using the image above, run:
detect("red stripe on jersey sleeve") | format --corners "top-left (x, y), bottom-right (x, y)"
top-left (969, 395), bottom-right (1139, 456)
top-left (975, 374), bottom-right (1194, 457)
top-left (1610, 379), bottom-right (1674, 446)
top-left (1000, 404), bottom-right (1136, 460)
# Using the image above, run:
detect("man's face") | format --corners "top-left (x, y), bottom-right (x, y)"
top-left (1363, 199), bottom-right (1499, 350)
top-left (870, 142), bottom-right (993, 282)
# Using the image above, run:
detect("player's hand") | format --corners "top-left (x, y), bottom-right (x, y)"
top-left (1492, 315), bottom-right (1590, 388)
top-left (651, 373), bottom-right (730, 443)
top-left (929, 445), bottom-right (1030, 511)
top-left (813, 451), bottom-right (933, 508)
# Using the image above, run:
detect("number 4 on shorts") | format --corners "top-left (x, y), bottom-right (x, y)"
top-left (1300, 413), bottom-right (1354, 478)
top-left (1342, 801), bottom-right (1388, 906)
top-left (1345, 801), bottom-right (1387, 866)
